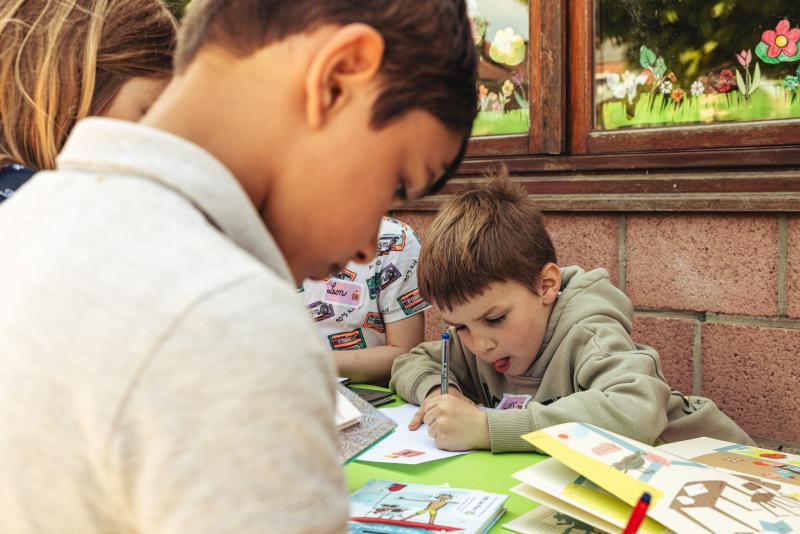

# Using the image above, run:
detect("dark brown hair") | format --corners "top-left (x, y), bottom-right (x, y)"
top-left (175, 0), bottom-right (478, 135)
top-left (419, 172), bottom-right (558, 311)
top-left (0, 0), bottom-right (177, 170)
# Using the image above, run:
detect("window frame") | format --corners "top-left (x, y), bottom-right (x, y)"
top-left (570, 1), bottom-right (800, 155)
top-left (467, 0), bottom-right (566, 157)
top-left (404, 0), bottom-right (800, 212)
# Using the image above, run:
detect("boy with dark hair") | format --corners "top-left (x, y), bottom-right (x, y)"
top-left (0, 1), bottom-right (477, 532)
top-left (390, 178), bottom-right (754, 453)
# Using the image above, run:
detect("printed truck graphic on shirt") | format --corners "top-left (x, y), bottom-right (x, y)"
top-left (397, 288), bottom-right (427, 316)
top-left (363, 312), bottom-right (386, 333)
top-left (328, 328), bottom-right (367, 350)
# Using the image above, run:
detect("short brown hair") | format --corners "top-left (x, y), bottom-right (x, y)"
top-left (0, 0), bottom-right (176, 170)
top-left (419, 175), bottom-right (557, 311)
top-left (175, 0), bottom-right (477, 134)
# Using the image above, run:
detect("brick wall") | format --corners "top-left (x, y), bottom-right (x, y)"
top-left (397, 210), bottom-right (800, 446)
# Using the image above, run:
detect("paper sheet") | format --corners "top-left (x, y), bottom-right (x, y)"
top-left (355, 404), bottom-right (474, 465)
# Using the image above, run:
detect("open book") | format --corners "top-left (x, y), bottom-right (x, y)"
top-left (507, 422), bottom-right (800, 534)
top-left (348, 479), bottom-right (507, 533)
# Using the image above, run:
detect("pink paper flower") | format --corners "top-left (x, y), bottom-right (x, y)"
top-left (735, 49), bottom-right (752, 67)
top-left (762, 20), bottom-right (800, 58)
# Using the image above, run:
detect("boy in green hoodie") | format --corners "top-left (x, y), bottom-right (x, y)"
top-left (389, 178), bottom-right (754, 453)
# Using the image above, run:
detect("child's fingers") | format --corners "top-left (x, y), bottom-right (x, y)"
top-left (408, 403), bottom-right (428, 430)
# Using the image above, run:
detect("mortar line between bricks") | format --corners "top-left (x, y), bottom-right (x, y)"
top-left (778, 215), bottom-right (788, 317)
top-left (692, 321), bottom-right (702, 396)
top-left (706, 312), bottom-right (800, 329)
top-left (618, 214), bottom-right (627, 292)
top-left (633, 308), bottom-right (705, 321)
top-left (635, 308), bottom-right (800, 328)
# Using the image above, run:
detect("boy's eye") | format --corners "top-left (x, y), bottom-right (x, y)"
top-left (453, 325), bottom-right (467, 332)
top-left (486, 315), bottom-right (505, 325)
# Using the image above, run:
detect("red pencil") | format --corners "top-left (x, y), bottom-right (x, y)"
top-left (622, 492), bottom-right (651, 534)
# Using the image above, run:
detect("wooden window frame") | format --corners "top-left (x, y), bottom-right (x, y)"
top-left (405, 0), bottom-right (800, 212)
top-left (570, 2), bottom-right (800, 155)
top-left (467, 0), bottom-right (566, 157)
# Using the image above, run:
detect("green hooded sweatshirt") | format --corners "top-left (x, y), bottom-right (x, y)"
top-left (390, 266), bottom-right (754, 453)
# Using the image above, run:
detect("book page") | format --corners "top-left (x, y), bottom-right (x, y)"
top-left (525, 423), bottom-right (800, 533)
top-left (659, 437), bottom-right (800, 499)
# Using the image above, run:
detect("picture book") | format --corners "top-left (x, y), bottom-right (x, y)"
top-left (503, 504), bottom-right (614, 534)
top-left (658, 437), bottom-right (800, 499)
top-left (348, 479), bottom-right (507, 534)
top-left (337, 384), bottom-right (397, 464)
top-left (510, 458), bottom-right (669, 533)
top-left (512, 422), bottom-right (800, 533)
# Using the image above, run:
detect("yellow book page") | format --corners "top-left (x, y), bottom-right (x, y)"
top-left (523, 430), bottom-right (663, 508)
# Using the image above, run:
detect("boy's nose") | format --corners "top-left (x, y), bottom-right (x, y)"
top-left (475, 337), bottom-right (497, 355)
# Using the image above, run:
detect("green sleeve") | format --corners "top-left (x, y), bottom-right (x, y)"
top-left (389, 328), bottom-right (475, 405)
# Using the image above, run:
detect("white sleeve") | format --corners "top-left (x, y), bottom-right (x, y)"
top-left (108, 275), bottom-right (348, 534)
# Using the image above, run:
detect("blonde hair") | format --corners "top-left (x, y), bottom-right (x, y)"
top-left (0, 0), bottom-right (177, 170)
top-left (418, 172), bottom-right (557, 311)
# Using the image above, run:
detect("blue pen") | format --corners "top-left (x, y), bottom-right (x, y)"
top-left (440, 331), bottom-right (450, 395)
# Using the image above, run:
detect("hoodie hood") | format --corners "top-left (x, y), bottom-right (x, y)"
top-left (525, 266), bottom-right (633, 378)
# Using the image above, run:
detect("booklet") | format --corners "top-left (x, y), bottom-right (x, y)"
top-left (348, 479), bottom-right (507, 534)
top-left (510, 422), bottom-right (800, 534)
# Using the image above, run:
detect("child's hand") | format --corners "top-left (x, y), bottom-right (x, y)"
top-left (408, 393), bottom-right (489, 451)
top-left (408, 387), bottom-right (471, 431)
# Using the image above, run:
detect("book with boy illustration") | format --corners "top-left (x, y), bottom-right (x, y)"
top-left (348, 479), bottom-right (507, 533)
top-left (337, 384), bottom-right (397, 464)
top-left (508, 422), bottom-right (800, 533)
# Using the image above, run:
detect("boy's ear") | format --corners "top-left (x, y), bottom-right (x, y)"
top-left (305, 24), bottom-right (385, 129)
top-left (538, 263), bottom-right (561, 305)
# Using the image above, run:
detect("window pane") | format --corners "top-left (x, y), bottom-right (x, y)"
top-left (595, 1), bottom-right (800, 130)
top-left (469, 0), bottom-right (530, 137)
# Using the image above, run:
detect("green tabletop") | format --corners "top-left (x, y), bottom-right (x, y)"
top-left (344, 389), bottom-right (547, 532)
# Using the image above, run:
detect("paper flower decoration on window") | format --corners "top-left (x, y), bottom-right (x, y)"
top-left (756, 19), bottom-right (800, 64)
top-left (606, 71), bottom-right (647, 104)
top-left (490, 27), bottom-right (526, 66)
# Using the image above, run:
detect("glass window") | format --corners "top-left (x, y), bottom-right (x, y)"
top-left (469, 0), bottom-right (530, 137)
top-left (595, 2), bottom-right (800, 130)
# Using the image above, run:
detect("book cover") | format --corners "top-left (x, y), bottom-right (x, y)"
top-left (348, 479), bottom-right (507, 534)
top-left (338, 384), bottom-right (397, 464)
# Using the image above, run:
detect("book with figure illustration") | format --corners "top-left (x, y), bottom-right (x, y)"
top-left (348, 479), bottom-right (507, 534)
top-left (507, 422), bottom-right (800, 534)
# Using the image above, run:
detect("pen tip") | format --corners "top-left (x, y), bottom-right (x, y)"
top-left (641, 492), bottom-right (651, 504)
top-left (442, 332), bottom-right (450, 340)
